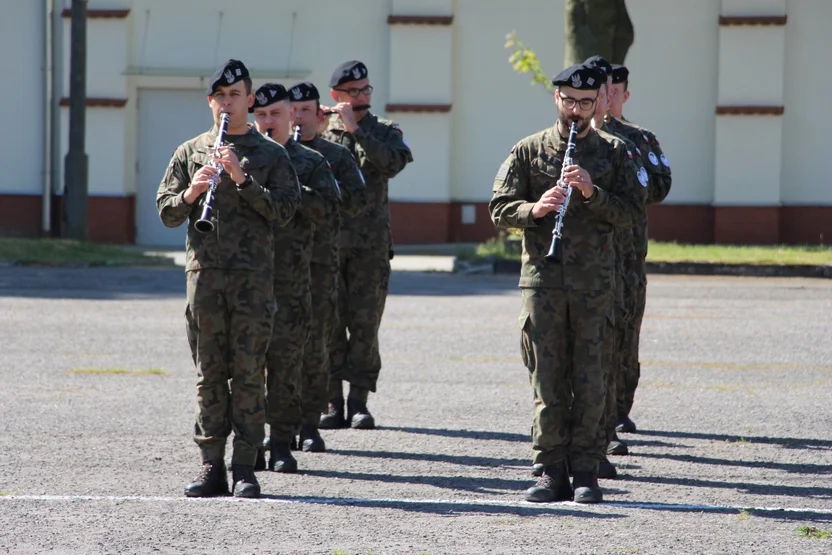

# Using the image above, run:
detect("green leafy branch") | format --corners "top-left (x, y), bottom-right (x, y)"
top-left (505, 31), bottom-right (554, 91)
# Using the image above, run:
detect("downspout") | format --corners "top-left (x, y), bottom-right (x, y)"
top-left (42, 0), bottom-right (51, 236)
top-left (48, 0), bottom-right (63, 236)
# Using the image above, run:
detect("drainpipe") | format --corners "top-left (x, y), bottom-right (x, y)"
top-left (42, 0), bottom-right (51, 236)
top-left (47, 0), bottom-right (63, 236)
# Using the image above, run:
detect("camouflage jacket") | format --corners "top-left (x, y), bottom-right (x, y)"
top-left (490, 125), bottom-right (647, 291)
top-left (301, 135), bottom-right (367, 266)
top-left (607, 116), bottom-right (672, 256)
top-left (156, 124), bottom-right (300, 273)
top-left (322, 111), bottom-right (413, 250)
top-left (277, 138), bottom-right (341, 283)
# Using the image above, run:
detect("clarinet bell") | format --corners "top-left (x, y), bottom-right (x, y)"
top-left (545, 238), bottom-right (562, 262)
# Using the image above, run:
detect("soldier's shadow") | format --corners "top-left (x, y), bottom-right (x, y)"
top-left (328, 448), bottom-right (528, 469)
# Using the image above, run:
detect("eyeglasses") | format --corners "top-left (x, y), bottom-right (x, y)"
top-left (558, 94), bottom-right (598, 111)
top-left (335, 85), bottom-right (374, 97)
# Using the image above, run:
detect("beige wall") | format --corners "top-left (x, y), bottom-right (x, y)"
top-left (782, 0), bottom-right (832, 204)
top-left (3, 0), bottom-right (45, 195)
top-left (6, 0), bottom-right (832, 242)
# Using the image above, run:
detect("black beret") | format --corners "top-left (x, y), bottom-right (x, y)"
top-left (249, 83), bottom-right (288, 113)
top-left (329, 60), bottom-right (368, 88)
top-left (551, 64), bottom-right (604, 90)
top-left (288, 81), bottom-right (320, 102)
top-left (206, 59), bottom-right (249, 96)
top-left (611, 64), bottom-right (629, 84)
top-left (584, 55), bottom-right (613, 77)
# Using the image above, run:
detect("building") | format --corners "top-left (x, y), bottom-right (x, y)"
top-left (2, 0), bottom-right (830, 247)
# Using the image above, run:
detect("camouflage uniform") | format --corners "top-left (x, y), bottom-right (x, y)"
top-left (266, 138), bottom-right (340, 443)
top-left (489, 125), bottom-right (646, 473)
top-left (157, 124), bottom-right (300, 466)
top-left (606, 116), bottom-right (672, 420)
top-left (299, 135), bottom-right (367, 424)
top-left (596, 122), bottom-right (646, 446)
top-left (322, 112), bottom-right (413, 399)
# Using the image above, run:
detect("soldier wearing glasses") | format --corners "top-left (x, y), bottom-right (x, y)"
top-left (320, 61), bottom-right (413, 431)
top-left (489, 63), bottom-right (646, 504)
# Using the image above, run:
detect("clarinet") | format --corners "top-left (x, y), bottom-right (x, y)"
top-left (545, 120), bottom-right (579, 261)
top-left (292, 125), bottom-right (301, 141)
top-left (194, 112), bottom-right (230, 233)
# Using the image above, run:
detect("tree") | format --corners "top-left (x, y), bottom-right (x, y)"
top-left (564, 0), bottom-right (634, 66)
top-left (505, 0), bottom-right (634, 88)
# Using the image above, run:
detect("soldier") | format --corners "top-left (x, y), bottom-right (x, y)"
top-left (320, 60), bottom-right (413, 429)
top-left (251, 83), bottom-right (340, 472)
top-left (157, 59), bottom-right (301, 498)
top-left (288, 81), bottom-right (367, 451)
top-left (490, 63), bottom-right (646, 504)
top-left (607, 63), bottom-right (673, 434)
top-left (584, 55), bottom-right (637, 458)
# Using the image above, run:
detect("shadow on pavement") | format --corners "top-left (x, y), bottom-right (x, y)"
top-left (635, 452), bottom-right (832, 475)
top-left (379, 426), bottom-right (528, 443)
top-left (328, 448), bottom-right (527, 469)
top-left (636, 429), bottom-right (832, 451)
top-left (258, 494), bottom-right (626, 519)
top-left (622, 474), bottom-right (832, 500)
top-left (0, 267), bottom-right (517, 300)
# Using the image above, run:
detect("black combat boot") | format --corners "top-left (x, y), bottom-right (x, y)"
top-left (598, 456), bottom-right (618, 479)
top-left (616, 414), bottom-right (637, 433)
top-left (524, 461), bottom-right (573, 503)
top-left (184, 461), bottom-right (228, 497)
top-left (531, 463), bottom-right (545, 477)
top-left (607, 432), bottom-right (629, 456)
top-left (231, 464), bottom-right (261, 498)
top-left (319, 398), bottom-right (346, 429)
top-left (267, 440), bottom-right (298, 473)
top-left (300, 422), bottom-right (326, 452)
top-left (572, 471), bottom-right (603, 503)
top-left (347, 387), bottom-right (375, 429)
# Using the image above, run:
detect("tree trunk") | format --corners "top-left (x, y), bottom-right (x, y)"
top-left (564, 0), bottom-right (634, 66)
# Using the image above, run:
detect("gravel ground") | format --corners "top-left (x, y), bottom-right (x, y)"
top-left (0, 266), bottom-right (831, 554)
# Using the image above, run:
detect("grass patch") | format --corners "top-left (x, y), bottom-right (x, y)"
top-left (647, 241), bottom-right (831, 266)
top-left (67, 368), bottom-right (166, 376)
top-left (0, 238), bottom-right (174, 267)
top-left (457, 236), bottom-right (832, 266)
top-left (0, 490), bottom-right (15, 496)
top-left (798, 526), bottom-right (832, 539)
top-left (737, 509), bottom-right (751, 521)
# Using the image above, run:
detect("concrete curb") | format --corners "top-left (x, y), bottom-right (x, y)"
top-left (452, 257), bottom-right (832, 279)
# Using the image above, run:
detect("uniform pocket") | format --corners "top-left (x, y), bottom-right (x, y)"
top-left (518, 311), bottom-right (535, 372)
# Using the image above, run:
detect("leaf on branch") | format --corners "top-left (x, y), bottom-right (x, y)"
top-left (504, 30), bottom-right (554, 91)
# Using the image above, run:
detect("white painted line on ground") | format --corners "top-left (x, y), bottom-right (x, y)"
top-left (1, 494), bottom-right (830, 515)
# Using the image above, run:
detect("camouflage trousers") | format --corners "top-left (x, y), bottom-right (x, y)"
top-left (519, 287), bottom-right (611, 472)
top-left (603, 260), bottom-right (635, 443)
top-left (185, 269), bottom-right (275, 466)
top-left (618, 256), bottom-right (647, 418)
top-left (266, 280), bottom-right (311, 442)
top-left (301, 262), bottom-right (338, 423)
top-left (329, 247), bottom-right (391, 396)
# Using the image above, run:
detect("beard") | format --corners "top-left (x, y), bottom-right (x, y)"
top-left (557, 111), bottom-right (591, 137)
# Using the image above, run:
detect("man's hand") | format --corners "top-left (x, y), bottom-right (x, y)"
top-left (183, 166), bottom-right (217, 205)
top-left (562, 164), bottom-right (595, 198)
top-left (331, 102), bottom-right (359, 133)
top-left (214, 145), bottom-right (246, 184)
top-left (531, 185), bottom-right (569, 219)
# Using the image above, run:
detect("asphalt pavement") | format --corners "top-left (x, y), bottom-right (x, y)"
top-left (0, 263), bottom-right (830, 554)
